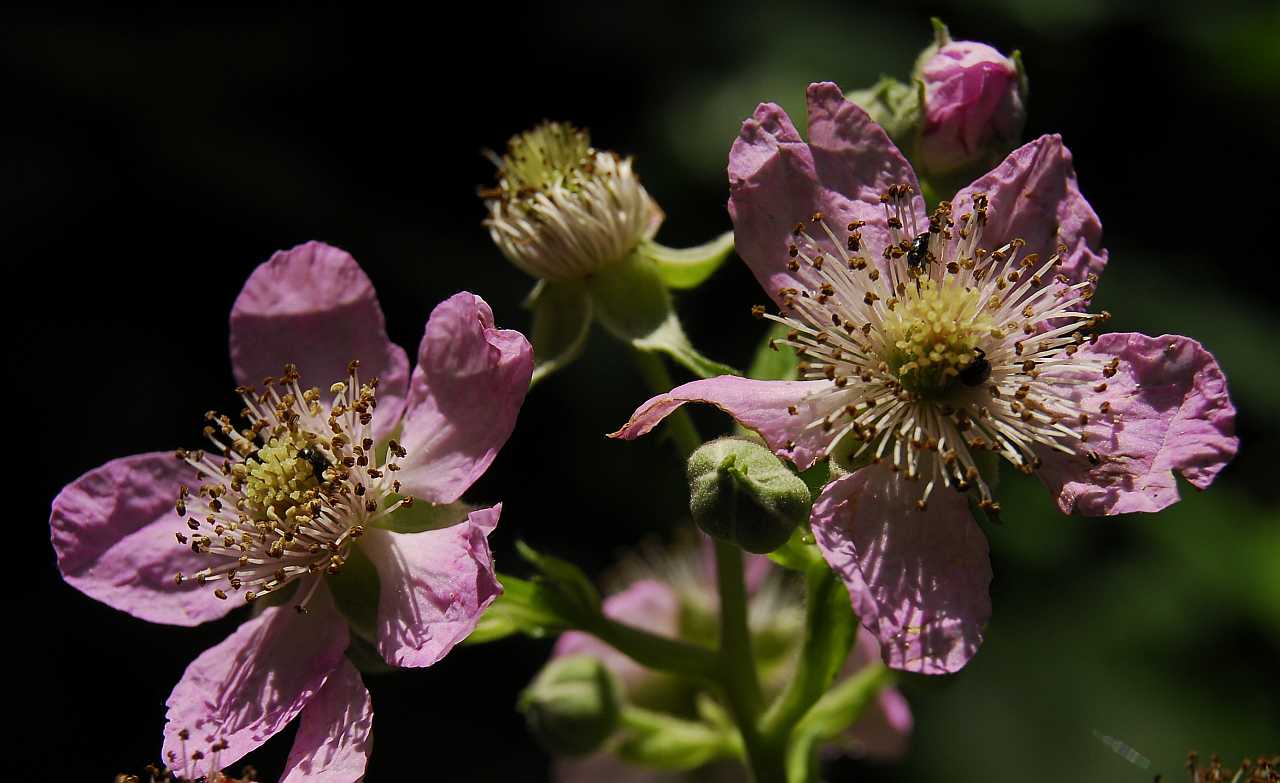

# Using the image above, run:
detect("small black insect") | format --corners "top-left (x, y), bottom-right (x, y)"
top-left (906, 231), bottom-right (931, 272)
top-left (959, 348), bottom-right (992, 386)
top-left (298, 447), bottom-right (330, 479)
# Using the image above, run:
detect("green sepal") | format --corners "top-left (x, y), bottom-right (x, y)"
top-left (327, 543), bottom-right (381, 644)
top-left (616, 705), bottom-right (738, 771)
top-left (374, 499), bottom-right (475, 533)
top-left (588, 251), bottom-right (736, 379)
top-left (845, 75), bottom-right (922, 144)
top-left (687, 437), bottom-right (811, 554)
top-left (785, 663), bottom-right (893, 783)
top-left (636, 231), bottom-right (735, 290)
top-left (766, 525), bottom-right (823, 573)
top-left (526, 279), bottom-right (593, 387)
top-left (747, 321), bottom-right (800, 381)
top-left (465, 574), bottom-right (574, 644)
top-left (516, 541), bottom-right (602, 616)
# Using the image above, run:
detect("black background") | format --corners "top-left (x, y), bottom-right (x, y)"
top-left (8, 2), bottom-right (1279, 780)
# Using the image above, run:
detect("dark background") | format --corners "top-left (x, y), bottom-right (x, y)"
top-left (7, 2), bottom-right (1279, 780)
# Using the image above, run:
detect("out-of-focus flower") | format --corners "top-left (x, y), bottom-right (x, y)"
top-left (51, 242), bottom-right (532, 778)
top-left (548, 540), bottom-right (911, 781)
top-left (613, 83), bottom-right (1237, 675)
top-left (481, 121), bottom-right (736, 385)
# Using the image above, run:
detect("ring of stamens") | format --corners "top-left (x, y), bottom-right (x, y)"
top-left (172, 360), bottom-right (414, 612)
top-left (757, 184), bottom-right (1112, 511)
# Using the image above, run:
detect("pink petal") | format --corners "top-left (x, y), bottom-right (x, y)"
top-left (554, 579), bottom-right (680, 689)
top-left (281, 657), bottom-right (373, 783)
top-left (1039, 333), bottom-right (1238, 515)
top-left (50, 452), bottom-right (236, 626)
top-left (811, 467), bottom-right (992, 675)
top-left (229, 241), bottom-right (410, 441)
top-left (805, 81), bottom-right (925, 253)
top-left (395, 292), bottom-right (532, 504)
top-left (953, 135), bottom-right (1107, 288)
top-left (361, 504), bottom-right (502, 668)
top-left (728, 84), bottom-right (925, 307)
top-left (609, 375), bottom-right (833, 471)
top-left (161, 584), bottom-right (350, 770)
top-left (842, 628), bottom-right (913, 760)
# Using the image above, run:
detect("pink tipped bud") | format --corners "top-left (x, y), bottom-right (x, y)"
top-left (917, 39), bottom-right (1027, 177)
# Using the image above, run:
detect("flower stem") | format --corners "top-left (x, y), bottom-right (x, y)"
top-left (630, 349), bottom-right (701, 458)
top-left (714, 539), bottom-right (786, 783)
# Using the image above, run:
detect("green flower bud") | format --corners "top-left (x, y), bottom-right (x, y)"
top-left (686, 437), bottom-right (811, 554)
top-left (518, 655), bottom-right (623, 757)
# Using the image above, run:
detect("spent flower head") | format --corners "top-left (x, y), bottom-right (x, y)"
top-left (614, 83), bottom-right (1237, 674)
top-left (483, 121), bottom-right (662, 280)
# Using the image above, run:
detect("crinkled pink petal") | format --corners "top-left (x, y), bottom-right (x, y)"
top-left (50, 452), bottom-right (237, 626)
top-left (811, 467), bottom-right (992, 675)
top-left (362, 504), bottom-right (502, 668)
top-left (554, 579), bottom-right (680, 689)
top-left (805, 81), bottom-right (926, 245)
top-left (841, 628), bottom-right (912, 760)
top-left (728, 84), bottom-right (925, 306)
top-left (229, 241), bottom-right (410, 441)
top-left (609, 376), bottom-right (833, 471)
top-left (161, 584), bottom-right (349, 769)
top-left (953, 135), bottom-right (1107, 288)
top-left (1038, 333), bottom-right (1237, 515)
top-left (281, 657), bottom-right (373, 783)
top-left (395, 292), bottom-right (532, 504)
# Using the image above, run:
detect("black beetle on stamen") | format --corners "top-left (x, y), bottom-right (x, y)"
top-left (298, 448), bottom-right (330, 480)
top-left (959, 348), bottom-right (992, 386)
top-left (906, 231), bottom-right (931, 273)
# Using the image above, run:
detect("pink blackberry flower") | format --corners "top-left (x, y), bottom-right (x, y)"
top-left (50, 242), bottom-right (532, 778)
top-left (613, 83), bottom-right (1237, 675)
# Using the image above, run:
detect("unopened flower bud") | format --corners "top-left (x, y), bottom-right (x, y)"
top-left (687, 437), bottom-right (811, 554)
top-left (518, 655), bottom-right (622, 757)
top-left (482, 121), bottom-right (663, 281)
top-left (914, 24), bottom-right (1026, 181)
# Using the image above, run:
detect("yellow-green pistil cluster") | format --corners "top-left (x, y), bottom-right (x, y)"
top-left (482, 121), bottom-right (660, 280)
top-left (172, 361), bottom-right (414, 611)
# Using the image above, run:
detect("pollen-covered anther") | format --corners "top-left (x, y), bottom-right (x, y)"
top-left (172, 362), bottom-right (414, 610)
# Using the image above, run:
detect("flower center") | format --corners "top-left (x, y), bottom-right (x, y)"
top-left (172, 360), bottom-right (413, 612)
top-left (881, 277), bottom-right (995, 396)
top-left (481, 121), bottom-right (659, 280)
top-left (757, 185), bottom-right (1113, 511)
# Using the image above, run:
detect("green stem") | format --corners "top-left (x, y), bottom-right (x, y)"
top-left (760, 564), bottom-right (856, 740)
top-left (583, 614), bottom-right (718, 682)
top-left (631, 349), bottom-right (701, 458)
top-left (714, 539), bottom-right (786, 783)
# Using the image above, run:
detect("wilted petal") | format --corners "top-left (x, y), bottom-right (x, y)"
top-left (811, 467), bottom-right (992, 674)
top-left (1039, 333), bottom-right (1237, 515)
top-left (50, 452), bottom-right (236, 626)
top-left (161, 585), bottom-right (349, 769)
top-left (609, 376), bottom-right (833, 470)
top-left (555, 579), bottom-right (680, 689)
top-left (229, 241), bottom-right (410, 440)
top-left (954, 135), bottom-right (1107, 288)
top-left (362, 505), bottom-right (502, 668)
top-left (281, 658), bottom-right (373, 783)
top-left (395, 292), bottom-right (532, 504)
